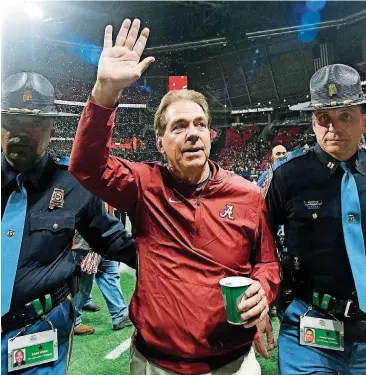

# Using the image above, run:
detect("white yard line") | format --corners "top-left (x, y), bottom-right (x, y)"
top-left (105, 337), bottom-right (132, 360)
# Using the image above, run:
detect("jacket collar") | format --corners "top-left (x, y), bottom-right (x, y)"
top-left (1, 153), bottom-right (49, 188)
top-left (162, 160), bottom-right (226, 197)
top-left (314, 143), bottom-right (366, 176)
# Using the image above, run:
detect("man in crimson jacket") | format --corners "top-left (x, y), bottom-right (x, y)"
top-left (70, 18), bottom-right (280, 375)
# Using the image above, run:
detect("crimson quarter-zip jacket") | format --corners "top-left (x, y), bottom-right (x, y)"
top-left (70, 101), bottom-right (280, 374)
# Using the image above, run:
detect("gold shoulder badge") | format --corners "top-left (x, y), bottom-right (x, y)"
top-left (49, 188), bottom-right (65, 209)
top-left (22, 91), bottom-right (32, 102)
top-left (328, 83), bottom-right (337, 97)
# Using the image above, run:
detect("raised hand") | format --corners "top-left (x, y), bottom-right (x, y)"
top-left (92, 19), bottom-right (155, 107)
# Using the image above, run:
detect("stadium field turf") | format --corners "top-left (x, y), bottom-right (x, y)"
top-left (69, 271), bottom-right (279, 375)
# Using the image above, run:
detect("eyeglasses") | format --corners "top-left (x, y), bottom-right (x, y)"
top-left (275, 152), bottom-right (287, 156)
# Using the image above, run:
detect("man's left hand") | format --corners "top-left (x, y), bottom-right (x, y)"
top-left (253, 315), bottom-right (276, 359)
top-left (237, 280), bottom-right (269, 328)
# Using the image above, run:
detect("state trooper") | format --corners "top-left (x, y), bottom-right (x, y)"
top-left (263, 64), bottom-right (366, 374)
top-left (1, 72), bottom-right (136, 374)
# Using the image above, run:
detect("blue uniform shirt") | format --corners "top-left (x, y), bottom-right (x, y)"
top-left (1, 153), bottom-right (136, 312)
top-left (265, 144), bottom-right (366, 301)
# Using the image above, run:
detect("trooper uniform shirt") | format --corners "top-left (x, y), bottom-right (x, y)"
top-left (1, 153), bottom-right (136, 313)
top-left (265, 144), bottom-right (366, 301)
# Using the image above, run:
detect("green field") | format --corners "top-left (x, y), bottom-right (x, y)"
top-left (69, 271), bottom-right (279, 375)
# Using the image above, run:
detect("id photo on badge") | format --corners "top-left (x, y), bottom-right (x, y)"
top-left (13, 348), bottom-right (26, 368)
top-left (305, 328), bottom-right (315, 343)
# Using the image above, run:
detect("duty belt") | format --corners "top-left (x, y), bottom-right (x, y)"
top-left (1, 283), bottom-right (70, 334)
top-left (297, 288), bottom-right (366, 320)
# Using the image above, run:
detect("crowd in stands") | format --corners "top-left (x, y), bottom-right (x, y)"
top-left (216, 125), bottom-right (317, 178)
top-left (54, 79), bottom-right (94, 102)
top-left (54, 118), bottom-right (79, 138)
top-left (50, 81), bottom-right (319, 180)
top-left (110, 149), bottom-right (163, 162)
top-left (218, 126), bottom-right (271, 176)
top-left (49, 140), bottom-right (74, 155)
top-left (256, 126), bottom-right (316, 170)
top-left (54, 79), bottom-right (152, 104)
top-left (219, 140), bottom-right (272, 174)
top-left (49, 114), bottom-right (320, 181)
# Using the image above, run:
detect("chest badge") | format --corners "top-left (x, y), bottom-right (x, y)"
top-left (219, 204), bottom-right (234, 220)
top-left (304, 201), bottom-right (322, 210)
top-left (49, 188), bottom-right (65, 210)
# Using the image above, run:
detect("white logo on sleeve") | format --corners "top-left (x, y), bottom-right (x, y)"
top-left (168, 197), bottom-right (182, 204)
top-left (219, 204), bottom-right (234, 220)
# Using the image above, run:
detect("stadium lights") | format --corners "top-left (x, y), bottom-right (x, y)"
top-left (3, 0), bottom-right (23, 12)
top-left (24, 2), bottom-right (44, 20)
top-left (2, 0), bottom-right (44, 19)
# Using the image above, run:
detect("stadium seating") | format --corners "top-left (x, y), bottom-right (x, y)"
top-left (50, 109), bottom-right (314, 180)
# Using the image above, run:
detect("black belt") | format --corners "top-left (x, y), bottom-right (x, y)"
top-left (297, 288), bottom-right (366, 320)
top-left (346, 319), bottom-right (366, 342)
top-left (1, 284), bottom-right (71, 334)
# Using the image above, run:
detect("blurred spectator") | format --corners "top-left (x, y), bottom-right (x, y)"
top-left (49, 113), bottom-right (315, 182)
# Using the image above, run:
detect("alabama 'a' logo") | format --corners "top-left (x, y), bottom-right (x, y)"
top-left (219, 204), bottom-right (234, 220)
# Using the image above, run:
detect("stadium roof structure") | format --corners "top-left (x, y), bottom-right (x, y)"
top-left (2, 1), bottom-right (366, 116)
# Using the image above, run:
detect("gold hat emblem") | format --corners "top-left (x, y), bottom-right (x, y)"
top-left (328, 83), bottom-right (337, 97)
top-left (22, 91), bottom-right (32, 102)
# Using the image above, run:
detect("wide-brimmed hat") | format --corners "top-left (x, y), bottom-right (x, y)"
top-left (290, 64), bottom-right (366, 111)
top-left (1, 72), bottom-right (77, 117)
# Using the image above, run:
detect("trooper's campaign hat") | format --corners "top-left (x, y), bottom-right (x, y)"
top-left (290, 64), bottom-right (366, 111)
top-left (1, 72), bottom-right (77, 117)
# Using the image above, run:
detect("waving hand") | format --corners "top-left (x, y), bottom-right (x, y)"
top-left (93, 19), bottom-right (155, 107)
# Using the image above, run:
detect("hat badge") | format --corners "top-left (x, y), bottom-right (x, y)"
top-left (328, 83), bottom-right (337, 97)
top-left (22, 91), bottom-right (32, 103)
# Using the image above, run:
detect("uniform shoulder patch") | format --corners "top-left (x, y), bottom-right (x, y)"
top-left (260, 167), bottom-right (273, 198)
top-left (260, 146), bottom-right (309, 198)
top-left (257, 169), bottom-right (269, 188)
top-left (53, 155), bottom-right (70, 167)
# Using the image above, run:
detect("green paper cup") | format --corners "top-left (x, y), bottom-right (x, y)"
top-left (219, 276), bottom-right (253, 325)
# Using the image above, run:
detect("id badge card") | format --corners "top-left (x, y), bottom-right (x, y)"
top-left (300, 316), bottom-right (344, 351)
top-left (8, 329), bottom-right (58, 372)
